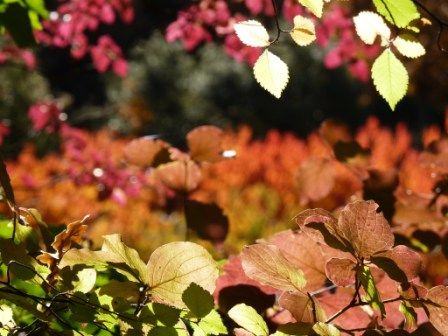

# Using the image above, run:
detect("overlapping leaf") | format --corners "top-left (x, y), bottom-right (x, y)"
top-left (234, 20), bottom-right (270, 47)
top-left (290, 15), bottom-right (316, 47)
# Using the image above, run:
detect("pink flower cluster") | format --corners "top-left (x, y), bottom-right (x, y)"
top-left (28, 102), bottom-right (66, 133)
top-left (0, 42), bottom-right (36, 70)
top-left (316, 6), bottom-right (381, 82)
top-left (35, 0), bottom-right (134, 77)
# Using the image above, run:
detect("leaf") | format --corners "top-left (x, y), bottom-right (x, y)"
top-left (372, 49), bottom-right (409, 110)
top-left (0, 305), bottom-right (13, 326)
top-left (273, 323), bottom-right (313, 336)
top-left (325, 258), bottom-right (357, 287)
top-left (147, 241), bottom-right (218, 309)
top-left (253, 50), bottom-right (289, 99)
top-left (298, 0), bottom-right (324, 18)
top-left (0, 3), bottom-right (36, 47)
top-left (357, 265), bottom-right (385, 317)
top-left (337, 200), bottom-right (394, 258)
top-left (228, 303), bottom-right (269, 336)
top-left (296, 158), bottom-right (335, 203)
top-left (278, 292), bottom-right (326, 323)
top-left (182, 283), bottom-right (214, 318)
top-left (372, 0), bottom-right (420, 28)
top-left (290, 15), bottom-right (316, 46)
top-left (399, 301), bottom-right (417, 330)
top-left (156, 160), bottom-right (201, 193)
top-left (393, 35), bottom-right (426, 58)
top-left (187, 126), bottom-right (224, 163)
top-left (423, 286), bottom-right (448, 335)
top-left (353, 11), bottom-right (391, 45)
top-left (72, 268), bottom-right (96, 293)
top-left (184, 200), bottom-right (228, 244)
top-left (0, 152), bottom-right (14, 207)
top-left (371, 245), bottom-right (422, 283)
top-left (197, 310), bottom-right (228, 335)
top-left (241, 244), bottom-right (306, 292)
top-left (124, 137), bottom-right (171, 168)
top-left (233, 20), bottom-right (270, 47)
top-left (312, 322), bottom-right (340, 336)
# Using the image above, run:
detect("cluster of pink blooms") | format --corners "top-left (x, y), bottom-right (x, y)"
top-left (34, 0), bottom-right (134, 77)
top-left (0, 40), bottom-right (36, 70)
top-left (166, 0), bottom-right (380, 79)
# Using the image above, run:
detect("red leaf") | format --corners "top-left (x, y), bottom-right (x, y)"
top-left (187, 125), bottom-right (224, 163)
top-left (325, 257), bottom-right (357, 287)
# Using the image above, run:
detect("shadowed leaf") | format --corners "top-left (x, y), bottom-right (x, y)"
top-left (424, 286), bottom-right (448, 335)
top-left (124, 137), bottom-right (171, 168)
top-left (182, 283), bottom-right (214, 318)
top-left (325, 258), bottom-right (357, 287)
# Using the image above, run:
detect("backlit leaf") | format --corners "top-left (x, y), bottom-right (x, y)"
top-left (278, 292), bottom-right (326, 323)
top-left (253, 50), bottom-right (289, 99)
top-left (298, 0), bottom-right (324, 18)
top-left (156, 160), bottom-right (201, 193)
top-left (147, 241), bottom-right (218, 309)
top-left (372, 0), bottom-right (420, 28)
top-left (424, 286), bottom-right (448, 335)
top-left (372, 49), bottom-right (409, 110)
top-left (72, 268), bottom-right (96, 293)
top-left (290, 15), bottom-right (316, 46)
top-left (241, 244), bottom-right (306, 292)
top-left (197, 310), bottom-right (228, 335)
top-left (399, 301), bottom-right (417, 330)
top-left (187, 126), bottom-right (224, 163)
top-left (358, 265), bottom-right (385, 316)
top-left (312, 322), bottom-right (340, 336)
top-left (228, 303), bottom-right (268, 336)
top-left (393, 35), bottom-right (426, 59)
top-left (124, 137), bottom-right (170, 168)
top-left (325, 258), bottom-right (357, 287)
top-left (353, 11), bottom-right (391, 45)
top-left (234, 20), bottom-right (270, 47)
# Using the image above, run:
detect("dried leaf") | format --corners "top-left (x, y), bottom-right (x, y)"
top-left (187, 126), bottom-right (224, 163)
top-left (124, 137), bottom-right (170, 168)
top-left (278, 292), bottom-right (314, 323)
top-left (424, 286), bottom-right (448, 335)
top-left (156, 160), bottom-right (201, 193)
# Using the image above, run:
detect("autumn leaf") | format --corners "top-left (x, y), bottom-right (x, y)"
top-left (279, 292), bottom-right (326, 323)
top-left (187, 125), bottom-right (224, 163)
top-left (156, 160), bottom-right (201, 193)
top-left (124, 137), bottom-right (171, 168)
top-left (423, 286), bottom-right (448, 335)
top-left (325, 258), bottom-right (357, 287)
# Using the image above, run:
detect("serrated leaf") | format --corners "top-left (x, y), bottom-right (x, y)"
top-left (393, 35), bottom-right (426, 58)
top-left (241, 244), bottom-right (306, 292)
top-left (357, 265), bottom-right (385, 317)
top-left (197, 310), bottom-right (227, 335)
top-left (312, 322), bottom-right (340, 336)
top-left (228, 303), bottom-right (268, 336)
top-left (372, 0), bottom-right (420, 28)
top-left (290, 15), bottom-right (316, 46)
top-left (253, 50), bottom-right (289, 99)
top-left (372, 49), bottom-right (409, 110)
top-left (353, 11), bottom-right (391, 45)
top-left (234, 20), bottom-right (270, 47)
top-left (147, 242), bottom-right (218, 309)
top-left (298, 0), bottom-right (324, 18)
top-left (182, 283), bottom-right (214, 318)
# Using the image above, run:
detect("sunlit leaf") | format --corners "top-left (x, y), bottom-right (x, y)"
top-left (372, 49), bottom-right (409, 110)
top-left (393, 35), bottom-right (426, 59)
top-left (156, 160), bottom-right (201, 193)
top-left (399, 301), bottom-right (417, 330)
top-left (279, 292), bottom-right (326, 323)
top-left (290, 15), bottom-right (316, 46)
top-left (353, 11), bottom-right (391, 45)
top-left (124, 137), bottom-right (171, 168)
top-left (357, 265), bottom-right (385, 317)
top-left (325, 258), bottom-right (357, 287)
top-left (424, 286), bottom-right (448, 335)
top-left (253, 50), bottom-right (289, 99)
top-left (298, 0), bottom-right (324, 18)
top-left (312, 322), bottom-right (340, 336)
top-left (197, 310), bottom-right (228, 335)
top-left (372, 0), bottom-right (420, 28)
top-left (72, 268), bottom-right (96, 293)
top-left (241, 244), bottom-right (306, 292)
top-left (234, 20), bottom-right (270, 47)
top-left (147, 242), bottom-right (218, 309)
top-left (228, 303), bottom-right (268, 336)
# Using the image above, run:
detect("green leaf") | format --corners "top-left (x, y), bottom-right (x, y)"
top-left (399, 301), bottom-right (417, 330)
top-left (24, 0), bottom-right (48, 18)
top-left (273, 323), bottom-right (312, 336)
top-left (312, 322), bottom-right (340, 336)
top-left (147, 242), bottom-right (218, 309)
top-left (182, 283), bottom-right (214, 318)
top-left (72, 268), bottom-right (97, 293)
top-left (372, 0), bottom-right (420, 28)
top-left (0, 3), bottom-right (36, 47)
top-left (197, 310), bottom-right (227, 335)
top-left (371, 48), bottom-right (409, 110)
top-left (228, 303), bottom-right (268, 336)
top-left (357, 265), bottom-right (386, 317)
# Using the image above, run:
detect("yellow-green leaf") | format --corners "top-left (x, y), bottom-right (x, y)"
top-left (372, 0), bottom-right (420, 28)
top-left (147, 242), bottom-right (218, 309)
top-left (253, 50), bottom-right (289, 99)
top-left (312, 322), bottom-right (340, 336)
top-left (371, 48), bottom-right (409, 110)
top-left (290, 15), bottom-right (316, 46)
top-left (228, 303), bottom-right (268, 336)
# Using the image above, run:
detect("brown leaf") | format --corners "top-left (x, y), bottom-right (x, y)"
top-left (325, 258), bottom-right (357, 287)
top-left (296, 158), bottom-right (336, 204)
top-left (156, 160), bottom-right (201, 193)
top-left (278, 292), bottom-right (314, 323)
top-left (241, 244), bottom-right (306, 292)
top-left (424, 286), bottom-right (448, 335)
top-left (124, 137), bottom-right (170, 168)
top-left (372, 245), bottom-right (422, 282)
top-left (266, 230), bottom-right (327, 291)
top-left (187, 125), bottom-right (224, 163)
top-left (336, 200), bottom-right (394, 258)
